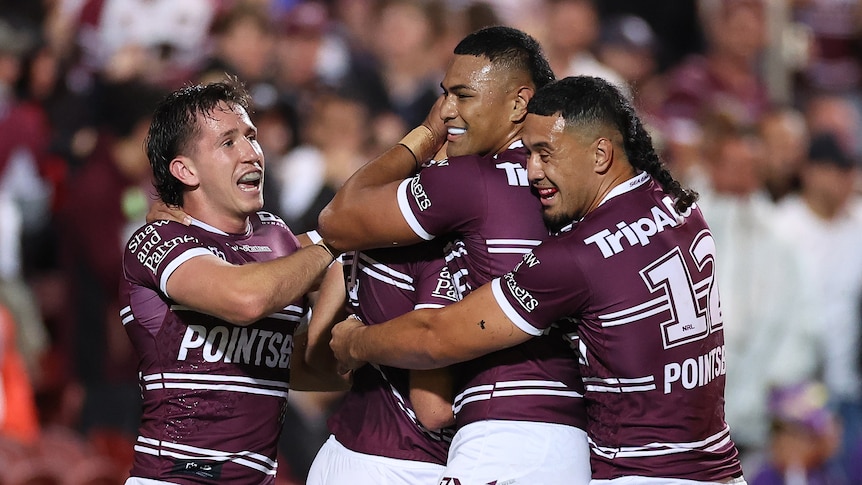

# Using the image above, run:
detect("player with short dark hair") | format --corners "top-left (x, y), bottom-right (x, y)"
top-left (319, 26), bottom-right (590, 485)
top-left (121, 77), bottom-right (342, 484)
top-left (330, 76), bottom-right (746, 483)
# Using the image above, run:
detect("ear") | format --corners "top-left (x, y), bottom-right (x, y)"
top-left (510, 86), bottom-right (534, 123)
top-left (594, 138), bottom-right (614, 174)
top-left (169, 156), bottom-right (200, 187)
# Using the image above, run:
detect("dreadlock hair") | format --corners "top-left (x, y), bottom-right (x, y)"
top-left (527, 76), bottom-right (698, 213)
top-left (146, 75), bottom-right (253, 207)
top-left (454, 25), bottom-right (555, 90)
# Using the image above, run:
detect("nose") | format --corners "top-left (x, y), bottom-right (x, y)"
top-left (440, 94), bottom-right (457, 122)
top-left (526, 152), bottom-right (544, 184)
top-left (241, 136), bottom-right (264, 163)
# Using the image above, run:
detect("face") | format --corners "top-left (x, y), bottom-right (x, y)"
top-left (523, 113), bottom-right (599, 231)
top-left (184, 101), bottom-right (264, 228)
top-left (439, 54), bottom-right (523, 158)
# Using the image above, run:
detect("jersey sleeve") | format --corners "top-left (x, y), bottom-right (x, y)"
top-left (396, 159), bottom-right (484, 240)
top-left (490, 240), bottom-right (590, 336)
top-left (412, 255), bottom-right (460, 310)
top-left (123, 220), bottom-right (213, 298)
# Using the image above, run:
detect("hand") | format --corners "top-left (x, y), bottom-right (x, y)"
top-left (146, 200), bottom-right (191, 225)
top-left (330, 314), bottom-right (367, 374)
top-left (420, 95), bottom-right (447, 154)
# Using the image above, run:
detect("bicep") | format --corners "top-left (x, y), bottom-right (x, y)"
top-left (164, 254), bottom-right (255, 323)
top-left (428, 284), bottom-right (533, 364)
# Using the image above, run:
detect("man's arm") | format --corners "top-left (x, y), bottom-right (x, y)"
top-left (304, 260), bottom-right (349, 374)
top-left (166, 243), bottom-right (334, 326)
top-left (330, 283), bottom-right (533, 370)
top-left (317, 98), bottom-right (446, 252)
top-left (290, 328), bottom-right (351, 392)
top-left (410, 368), bottom-right (455, 430)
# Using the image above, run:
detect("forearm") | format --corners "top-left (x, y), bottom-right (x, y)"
top-left (305, 262), bottom-right (348, 373)
top-left (192, 243), bottom-right (336, 326)
top-left (348, 310), bottom-right (456, 370)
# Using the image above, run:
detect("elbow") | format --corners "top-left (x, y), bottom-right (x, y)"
top-left (224, 292), bottom-right (272, 326)
top-left (316, 204), bottom-right (342, 246)
top-left (415, 407), bottom-right (455, 431)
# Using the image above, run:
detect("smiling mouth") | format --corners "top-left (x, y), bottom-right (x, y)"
top-left (447, 127), bottom-right (466, 141)
top-left (537, 187), bottom-right (558, 201)
top-left (238, 171), bottom-right (262, 191)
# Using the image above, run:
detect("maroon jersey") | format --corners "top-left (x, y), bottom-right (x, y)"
top-left (492, 173), bottom-right (742, 480)
top-left (327, 242), bottom-right (458, 464)
top-left (120, 212), bottom-right (307, 484)
top-left (396, 142), bottom-right (586, 430)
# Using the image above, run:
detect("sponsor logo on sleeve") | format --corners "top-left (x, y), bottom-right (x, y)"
top-left (503, 273), bottom-right (538, 312)
top-left (409, 177), bottom-right (431, 211)
top-left (130, 224), bottom-right (198, 273)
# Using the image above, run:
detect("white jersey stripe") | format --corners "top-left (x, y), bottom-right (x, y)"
top-left (589, 426), bottom-right (732, 459)
top-left (146, 372), bottom-right (289, 389)
top-left (160, 247), bottom-right (212, 296)
top-left (358, 253), bottom-right (414, 283)
top-left (491, 278), bottom-right (543, 336)
top-left (360, 264), bottom-right (415, 291)
top-left (397, 178), bottom-right (434, 240)
top-left (135, 436), bottom-right (278, 474)
top-left (453, 379), bottom-right (582, 414)
top-left (169, 305), bottom-right (303, 321)
top-left (159, 383), bottom-right (288, 398)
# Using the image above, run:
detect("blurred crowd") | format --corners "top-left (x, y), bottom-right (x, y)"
top-left (0, 0), bottom-right (860, 483)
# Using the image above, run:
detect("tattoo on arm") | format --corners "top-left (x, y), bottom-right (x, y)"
top-left (478, 320), bottom-right (486, 330)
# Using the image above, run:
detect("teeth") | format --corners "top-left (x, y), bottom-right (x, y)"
top-left (239, 172), bottom-right (261, 183)
top-left (448, 127), bottom-right (466, 135)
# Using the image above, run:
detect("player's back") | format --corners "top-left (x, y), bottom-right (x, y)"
top-left (397, 143), bottom-right (586, 430)
top-left (121, 213), bottom-right (306, 484)
top-left (561, 176), bottom-right (741, 480)
top-left (326, 243), bottom-right (457, 464)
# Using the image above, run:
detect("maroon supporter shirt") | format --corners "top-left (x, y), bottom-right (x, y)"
top-left (493, 173), bottom-right (743, 480)
top-left (327, 242), bottom-right (458, 464)
top-left (396, 142), bottom-right (586, 430)
top-left (120, 212), bottom-right (307, 484)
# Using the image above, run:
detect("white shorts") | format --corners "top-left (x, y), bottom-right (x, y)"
top-left (125, 479), bottom-right (179, 485)
top-left (307, 435), bottom-right (445, 485)
top-left (591, 476), bottom-right (748, 485)
top-left (440, 420), bottom-right (590, 485)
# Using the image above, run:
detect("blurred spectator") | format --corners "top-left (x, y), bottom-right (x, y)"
top-left (757, 105), bottom-right (809, 203)
top-left (541, 0), bottom-right (629, 97)
top-left (596, 14), bottom-right (664, 120)
top-left (594, 0), bottom-right (703, 72)
top-left (793, 0), bottom-right (862, 96)
top-left (366, 0), bottom-right (449, 128)
top-left (660, 0), bottom-right (770, 171)
top-left (804, 93), bottom-right (862, 159)
top-left (273, 1), bottom-right (355, 116)
top-left (750, 381), bottom-right (847, 485)
top-left (201, 2), bottom-right (277, 89)
top-left (56, 81), bottom-right (165, 440)
top-left (773, 132), bottom-right (862, 471)
top-left (271, 90), bottom-right (372, 234)
top-left (693, 113), bottom-right (819, 459)
top-left (72, 0), bottom-right (216, 87)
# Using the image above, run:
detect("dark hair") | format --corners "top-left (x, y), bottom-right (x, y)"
top-left (146, 76), bottom-right (252, 206)
top-left (528, 76), bottom-right (698, 212)
top-left (454, 25), bottom-right (555, 90)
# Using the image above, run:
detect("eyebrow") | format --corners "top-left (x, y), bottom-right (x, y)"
top-left (441, 82), bottom-right (474, 93)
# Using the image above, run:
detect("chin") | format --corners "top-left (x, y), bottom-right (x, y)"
top-left (543, 213), bottom-right (569, 233)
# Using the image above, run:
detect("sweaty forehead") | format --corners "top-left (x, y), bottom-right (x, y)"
top-left (443, 55), bottom-right (509, 91)
top-left (523, 113), bottom-right (566, 145)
